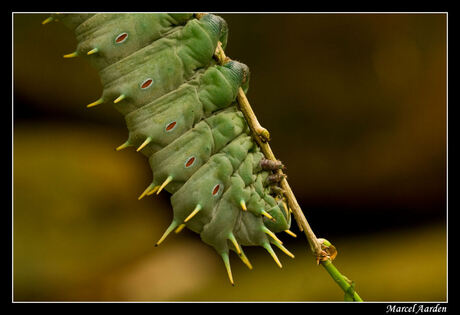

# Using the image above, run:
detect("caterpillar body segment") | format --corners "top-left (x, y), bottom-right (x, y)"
top-left (100, 16), bottom-right (228, 116)
top-left (146, 107), bottom-right (249, 193)
top-left (74, 14), bottom-right (194, 70)
top-left (122, 61), bottom-right (250, 155)
top-left (47, 13), bottom-right (293, 285)
top-left (47, 13), bottom-right (95, 30)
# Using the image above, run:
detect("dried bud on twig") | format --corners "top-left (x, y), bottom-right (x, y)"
top-left (260, 158), bottom-right (285, 171)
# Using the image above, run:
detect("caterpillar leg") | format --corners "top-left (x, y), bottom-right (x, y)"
top-left (156, 176), bottom-right (173, 195)
top-left (155, 220), bottom-right (179, 247)
top-left (63, 51), bottom-right (78, 58)
top-left (220, 252), bottom-right (234, 286)
top-left (184, 204), bottom-right (202, 223)
top-left (138, 183), bottom-right (158, 200)
top-left (284, 230), bottom-right (297, 238)
top-left (237, 248), bottom-right (253, 270)
top-left (271, 240), bottom-right (295, 259)
top-left (87, 97), bottom-right (104, 108)
top-left (262, 242), bottom-right (282, 268)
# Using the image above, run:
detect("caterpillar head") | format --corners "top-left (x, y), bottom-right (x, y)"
top-left (223, 60), bottom-right (251, 94)
top-left (199, 14), bottom-right (229, 50)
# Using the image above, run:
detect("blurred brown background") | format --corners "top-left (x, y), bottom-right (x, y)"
top-left (13, 13), bottom-right (447, 301)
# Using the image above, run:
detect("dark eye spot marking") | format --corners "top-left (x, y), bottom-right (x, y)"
top-left (165, 121), bottom-right (177, 132)
top-left (115, 32), bottom-right (128, 44)
top-left (140, 78), bottom-right (153, 89)
top-left (212, 184), bottom-right (221, 196)
top-left (185, 156), bottom-right (196, 168)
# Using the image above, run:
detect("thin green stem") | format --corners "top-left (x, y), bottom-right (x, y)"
top-left (321, 260), bottom-right (363, 302)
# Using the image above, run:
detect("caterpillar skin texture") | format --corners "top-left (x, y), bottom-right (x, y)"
top-left (48, 13), bottom-right (293, 284)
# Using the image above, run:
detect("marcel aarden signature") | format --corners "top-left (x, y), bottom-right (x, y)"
top-left (386, 304), bottom-right (447, 314)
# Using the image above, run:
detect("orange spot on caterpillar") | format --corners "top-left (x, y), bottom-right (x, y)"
top-left (185, 156), bottom-right (195, 168)
top-left (165, 121), bottom-right (177, 131)
top-left (212, 184), bottom-right (220, 196)
top-left (141, 78), bottom-right (153, 89)
top-left (115, 32), bottom-right (128, 43)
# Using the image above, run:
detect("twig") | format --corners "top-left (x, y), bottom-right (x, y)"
top-left (322, 260), bottom-right (363, 302)
top-left (199, 13), bottom-right (363, 301)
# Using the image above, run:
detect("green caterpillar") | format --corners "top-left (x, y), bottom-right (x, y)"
top-left (43, 12), bottom-right (294, 285)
